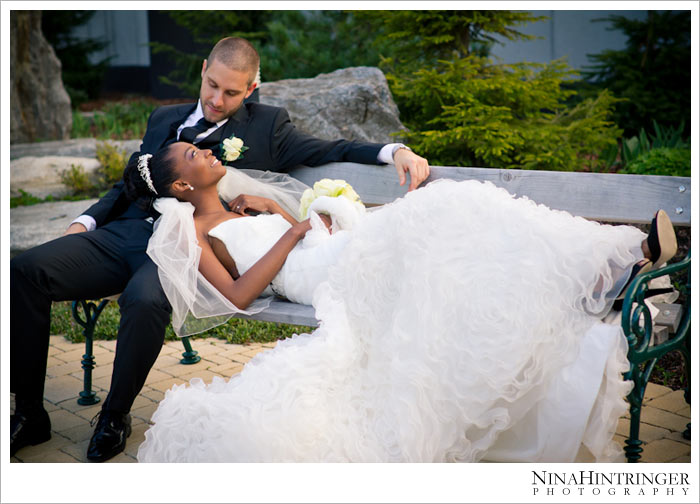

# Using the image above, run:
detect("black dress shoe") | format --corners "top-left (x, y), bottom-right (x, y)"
top-left (86, 410), bottom-right (132, 462)
top-left (11, 408), bottom-right (51, 456)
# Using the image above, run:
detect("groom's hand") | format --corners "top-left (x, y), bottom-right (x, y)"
top-left (63, 223), bottom-right (87, 236)
top-left (228, 194), bottom-right (277, 215)
top-left (394, 149), bottom-right (430, 191)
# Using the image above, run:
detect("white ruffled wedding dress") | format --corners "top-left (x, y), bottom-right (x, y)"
top-left (137, 179), bottom-right (644, 463)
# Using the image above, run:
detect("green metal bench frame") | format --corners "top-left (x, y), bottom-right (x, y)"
top-left (71, 299), bottom-right (200, 406)
top-left (619, 252), bottom-right (691, 462)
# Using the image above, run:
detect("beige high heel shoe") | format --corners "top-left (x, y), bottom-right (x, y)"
top-left (648, 209), bottom-right (678, 269)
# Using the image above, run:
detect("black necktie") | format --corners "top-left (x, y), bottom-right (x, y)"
top-left (179, 117), bottom-right (216, 144)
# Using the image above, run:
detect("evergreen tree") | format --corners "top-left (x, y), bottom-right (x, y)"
top-left (582, 11), bottom-right (690, 137)
top-left (363, 11), bottom-right (622, 171)
top-left (152, 11), bottom-right (389, 97)
top-left (41, 11), bottom-right (110, 106)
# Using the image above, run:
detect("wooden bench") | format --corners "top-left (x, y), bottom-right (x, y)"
top-left (72, 162), bottom-right (691, 462)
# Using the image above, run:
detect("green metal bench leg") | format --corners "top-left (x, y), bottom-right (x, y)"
top-left (71, 299), bottom-right (110, 406)
top-left (624, 370), bottom-right (646, 463)
top-left (180, 337), bottom-right (201, 364)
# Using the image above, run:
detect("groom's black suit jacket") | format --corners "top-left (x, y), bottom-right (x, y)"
top-left (85, 101), bottom-right (385, 227)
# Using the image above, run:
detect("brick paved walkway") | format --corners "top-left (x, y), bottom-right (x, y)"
top-left (10, 335), bottom-right (691, 463)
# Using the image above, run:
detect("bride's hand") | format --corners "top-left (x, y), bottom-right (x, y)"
top-left (294, 214), bottom-right (332, 236)
top-left (228, 194), bottom-right (280, 215)
top-left (318, 214), bottom-right (332, 232)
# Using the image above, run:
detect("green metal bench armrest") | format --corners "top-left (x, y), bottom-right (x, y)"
top-left (618, 252), bottom-right (691, 462)
top-left (621, 252), bottom-right (691, 363)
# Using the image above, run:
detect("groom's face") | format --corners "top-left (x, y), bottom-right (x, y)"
top-left (199, 58), bottom-right (256, 123)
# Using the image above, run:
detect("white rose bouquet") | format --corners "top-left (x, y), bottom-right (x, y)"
top-left (221, 135), bottom-right (249, 162)
top-left (299, 179), bottom-right (364, 220)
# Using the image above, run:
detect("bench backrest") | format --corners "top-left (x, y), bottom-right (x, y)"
top-left (289, 163), bottom-right (691, 226)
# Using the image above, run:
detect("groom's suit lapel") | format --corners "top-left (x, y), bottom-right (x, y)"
top-left (200, 105), bottom-right (251, 158)
top-left (143, 103), bottom-right (197, 152)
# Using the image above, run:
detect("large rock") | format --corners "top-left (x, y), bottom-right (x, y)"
top-left (260, 67), bottom-right (406, 144)
top-left (11, 156), bottom-right (102, 199)
top-left (10, 138), bottom-right (141, 160)
top-left (10, 199), bottom-right (98, 256)
top-left (10, 11), bottom-right (72, 143)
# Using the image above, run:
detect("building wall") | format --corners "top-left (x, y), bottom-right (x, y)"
top-left (73, 10), bottom-right (150, 66)
top-left (490, 10), bottom-right (647, 70)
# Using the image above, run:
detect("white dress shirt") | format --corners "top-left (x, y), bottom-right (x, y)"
top-left (176, 101), bottom-right (229, 143)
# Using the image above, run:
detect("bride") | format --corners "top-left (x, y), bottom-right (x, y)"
top-left (129, 142), bottom-right (676, 463)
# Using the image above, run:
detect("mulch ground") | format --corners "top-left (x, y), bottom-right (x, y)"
top-left (649, 351), bottom-right (688, 391)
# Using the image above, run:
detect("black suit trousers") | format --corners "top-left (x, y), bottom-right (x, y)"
top-left (10, 217), bottom-right (171, 414)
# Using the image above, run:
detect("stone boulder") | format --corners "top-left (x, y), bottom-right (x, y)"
top-left (11, 156), bottom-right (102, 199)
top-left (10, 11), bottom-right (72, 143)
top-left (260, 67), bottom-right (406, 144)
top-left (10, 199), bottom-right (98, 256)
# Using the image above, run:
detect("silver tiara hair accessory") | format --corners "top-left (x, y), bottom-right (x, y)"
top-left (137, 153), bottom-right (157, 195)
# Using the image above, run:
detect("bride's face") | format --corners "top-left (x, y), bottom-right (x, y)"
top-left (170, 142), bottom-right (227, 190)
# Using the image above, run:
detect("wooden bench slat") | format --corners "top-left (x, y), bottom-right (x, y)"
top-left (235, 298), bottom-right (318, 328)
top-left (651, 302), bottom-right (683, 334)
top-left (289, 163), bottom-right (691, 225)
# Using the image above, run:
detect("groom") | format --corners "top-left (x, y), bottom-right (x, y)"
top-left (10, 37), bottom-right (430, 462)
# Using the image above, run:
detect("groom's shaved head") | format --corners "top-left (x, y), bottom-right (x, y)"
top-left (207, 37), bottom-right (260, 85)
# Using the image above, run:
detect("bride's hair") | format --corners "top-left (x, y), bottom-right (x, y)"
top-left (123, 145), bottom-right (179, 201)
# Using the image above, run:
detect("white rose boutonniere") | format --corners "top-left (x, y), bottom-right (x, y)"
top-left (221, 135), bottom-right (249, 163)
top-left (299, 178), bottom-right (364, 219)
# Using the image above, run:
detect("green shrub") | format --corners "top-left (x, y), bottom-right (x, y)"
top-left (71, 110), bottom-right (92, 138)
top-left (96, 141), bottom-right (129, 186)
top-left (60, 163), bottom-right (95, 195)
top-left (620, 147), bottom-right (690, 177)
top-left (385, 56), bottom-right (621, 171)
top-left (51, 143), bottom-right (129, 199)
top-left (365, 11), bottom-right (620, 171)
top-left (599, 120), bottom-right (689, 172)
top-left (648, 120), bottom-right (689, 150)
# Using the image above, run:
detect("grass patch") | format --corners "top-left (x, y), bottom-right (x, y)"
top-left (72, 100), bottom-right (156, 140)
top-left (9, 189), bottom-right (95, 208)
top-left (51, 300), bottom-right (310, 345)
top-left (10, 189), bottom-right (56, 208)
